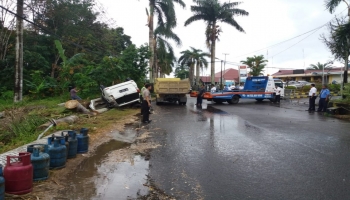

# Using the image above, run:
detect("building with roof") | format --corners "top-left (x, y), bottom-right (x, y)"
top-left (199, 68), bottom-right (240, 86)
top-left (272, 67), bottom-right (349, 84)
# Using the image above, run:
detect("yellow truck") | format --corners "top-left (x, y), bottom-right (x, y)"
top-left (154, 78), bottom-right (191, 105)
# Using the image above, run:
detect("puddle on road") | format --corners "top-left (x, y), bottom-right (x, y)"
top-left (57, 129), bottom-right (150, 200)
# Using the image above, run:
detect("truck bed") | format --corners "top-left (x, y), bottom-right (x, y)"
top-left (154, 79), bottom-right (190, 94)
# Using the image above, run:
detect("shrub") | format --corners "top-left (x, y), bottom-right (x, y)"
top-left (328, 84), bottom-right (340, 92)
top-left (285, 86), bottom-right (297, 89)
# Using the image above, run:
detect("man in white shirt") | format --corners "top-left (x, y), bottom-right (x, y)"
top-left (210, 85), bottom-right (217, 93)
top-left (274, 85), bottom-right (282, 103)
top-left (307, 83), bottom-right (317, 111)
top-left (229, 85), bottom-right (236, 90)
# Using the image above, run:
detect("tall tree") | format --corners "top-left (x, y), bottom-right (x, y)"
top-left (308, 61), bottom-right (332, 70)
top-left (14, 0), bottom-right (24, 102)
top-left (321, 17), bottom-right (350, 85)
top-left (153, 24), bottom-right (181, 78)
top-left (324, 0), bottom-right (350, 83)
top-left (184, 0), bottom-right (248, 84)
top-left (145, 0), bottom-right (185, 82)
top-left (174, 64), bottom-right (189, 80)
top-left (178, 49), bottom-right (196, 85)
top-left (241, 55), bottom-right (267, 76)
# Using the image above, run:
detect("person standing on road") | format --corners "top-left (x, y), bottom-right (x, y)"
top-left (307, 83), bottom-right (317, 111)
top-left (196, 85), bottom-right (205, 107)
top-left (140, 83), bottom-right (146, 114)
top-left (142, 83), bottom-right (152, 123)
top-left (70, 86), bottom-right (81, 100)
top-left (210, 85), bottom-right (217, 93)
top-left (274, 85), bottom-right (282, 103)
top-left (317, 84), bottom-right (330, 112)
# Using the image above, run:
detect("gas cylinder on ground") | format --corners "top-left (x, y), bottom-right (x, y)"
top-left (55, 133), bottom-right (69, 159)
top-left (4, 152), bottom-right (33, 195)
top-left (77, 128), bottom-right (89, 153)
top-left (47, 137), bottom-right (67, 169)
top-left (66, 131), bottom-right (78, 158)
top-left (0, 165), bottom-right (4, 200)
top-left (30, 146), bottom-right (50, 181)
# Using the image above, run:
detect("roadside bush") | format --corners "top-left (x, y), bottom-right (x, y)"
top-left (300, 85), bottom-right (311, 92)
top-left (328, 84), bottom-right (340, 92)
top-left (285, 86), bottom-right (297, 90)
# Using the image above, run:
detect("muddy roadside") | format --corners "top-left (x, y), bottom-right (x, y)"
top-left (4, 110), bottom-right (173, 200)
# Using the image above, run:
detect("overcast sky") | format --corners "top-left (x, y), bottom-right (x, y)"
top-left (97, 0), bottom-right (348, 75)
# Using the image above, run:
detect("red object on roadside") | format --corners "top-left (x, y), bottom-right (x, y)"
top-left (190, 91), bottom-right (198, 97)
top-left (4, 152), bottom-right (33, 195)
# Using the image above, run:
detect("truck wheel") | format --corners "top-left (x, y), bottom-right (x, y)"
top-left (255, 99), bottom-right (264, 102)
top-left (213, 100), bottom-right (223, 104)
top-left (229, 95), bottom-right (240, 104)
top-left (156, 98), bottom-right (161, 105)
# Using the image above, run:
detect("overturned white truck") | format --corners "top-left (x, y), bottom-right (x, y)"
top-left (89, 80), bottom-right (140, 111)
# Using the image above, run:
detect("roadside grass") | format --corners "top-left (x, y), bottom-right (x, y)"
top-left (0, 95), bottom-right (140, 154)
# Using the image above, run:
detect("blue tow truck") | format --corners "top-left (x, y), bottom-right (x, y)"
top-left (201, 76), bottom-right (284, 104)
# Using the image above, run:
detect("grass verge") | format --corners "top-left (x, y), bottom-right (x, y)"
top-left (0, 96), bottom-right (139, 154)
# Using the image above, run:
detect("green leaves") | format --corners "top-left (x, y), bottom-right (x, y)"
top-left (241, 55), bottom-right (268, 76)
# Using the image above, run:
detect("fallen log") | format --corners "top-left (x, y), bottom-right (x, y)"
top-left (65, 100), bottom-right (96, 115)
top-left (39, 115), bottom-right (79, 129)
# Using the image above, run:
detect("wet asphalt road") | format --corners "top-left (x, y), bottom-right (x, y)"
top-left (148, 97), bottom-right (350, 200)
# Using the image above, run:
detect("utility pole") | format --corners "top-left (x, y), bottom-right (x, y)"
top-left (220, 60), bottom-right (223, 90)
top-left (223, 53), bottom-right (229, 83)
top-left (14, 0), bottom-right (24, 102)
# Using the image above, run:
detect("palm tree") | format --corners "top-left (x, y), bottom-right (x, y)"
top-left (184, 0), bottom-right (248, 84)
top-left (308, 62), bottom-right (332, 70)
top-left (175, 64), bottom-right (189, 79)
top-left (324, 0), bottom-right (350, 83)
top-left (153, 25), bottom-right (181, 78)
top-left (178, 49), bottom-right (196, 85)
top-left (178, 47), bottom-right (209, 86)
top-left (241, 55), bottom-right (267, 76)
top-left (145, 0), bottom-right (185, 82)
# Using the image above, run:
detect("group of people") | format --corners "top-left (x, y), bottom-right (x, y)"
top-left (307, 83), bottom-right (331, 112)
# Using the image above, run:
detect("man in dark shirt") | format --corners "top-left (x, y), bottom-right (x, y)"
top-left (70, 86), bottom-right (81, 100)
top-left (196, 85), bottom-right (206, 107)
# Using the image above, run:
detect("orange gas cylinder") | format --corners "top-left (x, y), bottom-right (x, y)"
top-left (4, 152), bottom-right (33, 195)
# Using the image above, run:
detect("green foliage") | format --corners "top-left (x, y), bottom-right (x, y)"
top-left (285, 86), bottom-right (297, 89)
top-left (308, 62), bottom-right (332, 70)
top-left (328, 84), bottom-right (341, 92)
top-left (241, 55), bottom-right (267, 76)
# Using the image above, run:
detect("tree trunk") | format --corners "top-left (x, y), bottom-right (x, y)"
top-left (153, 37), bottom-right (158, 79)
top-left (148, 3), bottom-right (155, 83)
top-left (196, 62), bottom-right (200, 85)
top-left (189, 63), bottom-right (195, 87)
top-left (14, 0), bottom-right (24, 102)
top-left (211, 23), bottom-right (216, 85)
top-left (344, 52), bottom-right (348, 84)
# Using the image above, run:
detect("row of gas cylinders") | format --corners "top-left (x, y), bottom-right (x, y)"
top-left (0, 128), bottom-right (89, 199)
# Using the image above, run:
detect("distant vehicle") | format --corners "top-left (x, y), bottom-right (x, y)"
top-left (297, 81), bottom-right (312, 86)
top-left (286, 81), bottom-right (302, 89)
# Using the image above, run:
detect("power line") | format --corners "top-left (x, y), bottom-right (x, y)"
top-left (232, 8), bottom-right (348, 59)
